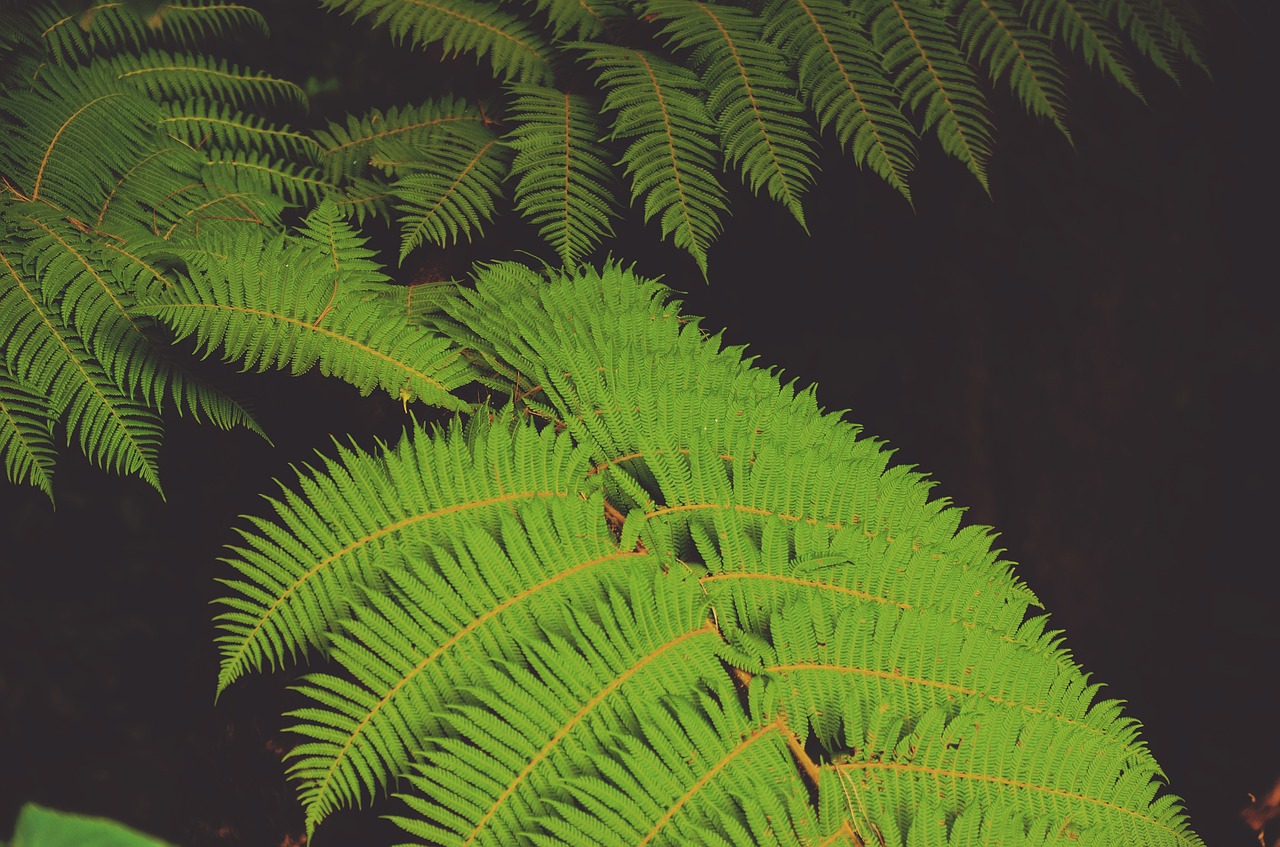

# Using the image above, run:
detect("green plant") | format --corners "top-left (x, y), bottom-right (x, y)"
top-left (0, 1), bottom-right (1210, 845)
top-left (2, 803), bottom-right (176, 847)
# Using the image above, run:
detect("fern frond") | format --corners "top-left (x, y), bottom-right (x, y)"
top-left (1024, 0), bottom-right (1143, 100)
top-left (0, 246), bottom-right (163, 492)
top-left (1105, 0), bottom-right (1207, 81)
top-left (202, 151), bottom-right (336, 207)
top-left (0, 362), bottom-right (57, 499)
top-left (383, 123), bottom-right (512, 261)
top-left (954, 0), bottom-right (1072, 142)
top-left (107, 49), bottom-right (307, 109)
top-left (505, 83), bottom-right (621, 267)
top-left (32, 1), bottom-right (269, 66)
top-left (579, 45), bottom-right (729, 276)
top-left (159, 100), bottom-right (324, 162)
top-left (138, 210), bottom-right (472, 409)
top-left (537, 685), bottom-right (818, 847)
top-left (317, 0), bottom-right (553, 84)
top-left (529, 0), bottom-right (623, 40)
top-left (870, 0), bottom-right (995, 193)
top-left (389, 569), bottom-right (719, 847)
top-left (646, 0), bottom-right (818, 229)
top-left (763, 0), bottom-right (917, 203)
top-left (287, 494), bottom-right (646, 833)
top-left (0, 61), bottom-right (161, 214)
top-left (315, 98), bottom-right (490, 184)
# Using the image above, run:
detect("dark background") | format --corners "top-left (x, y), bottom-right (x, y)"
top-left (2, 1), bottom-right (1277, 846)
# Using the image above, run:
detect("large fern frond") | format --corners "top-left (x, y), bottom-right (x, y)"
top-left (107, 49), bottom-right (307, 109)
top-left (505, 83), bottom-right (621, 267)
top-left (645, 0), bottom-right (818, 229)
top-left (317, 0), bottom-right (554, 84)
top-left (579, 45), bottom-right (729, 276)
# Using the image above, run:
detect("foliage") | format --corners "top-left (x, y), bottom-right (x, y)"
top-left (2, 803), bottom-right (176, 847)
top-left (0, 2), bottom-right (1211, 846)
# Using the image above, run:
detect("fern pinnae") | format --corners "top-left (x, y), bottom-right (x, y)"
top-left (1024, 0), bottom-right (1144, 102)
top-left (578, 45), bottom-right (728, 276)
top-left (318, 0), bottom-right (553, 85)
top-left (646, 0), bottom-right (818, 229)
top-left (871, 0), bottom-right (995, 194)
top-left (764, 0), bottom-right (917, 204)
top-left (159, 100), bottom-right (324, 163)
top-left (108, 50), bottom-right (308, 110)
top-left (0, 364), bottom-right (57, 500)
top-left (315, 98), bottom-right (489, 184)
top-left (506, 83), bottom-right (621, 267)
top-left (955, 0), bottom-right (1073, 143)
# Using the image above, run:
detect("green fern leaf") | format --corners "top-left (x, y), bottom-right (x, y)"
top-left (159, 100), bottom-right (324, 163)
top-left (870, 0), bottom-right (995, 193)
top-left (202, 150), bottom-right (337, 207)
top-left (107, 49), bottom-right (307, 109)
top-left (0, 363), bottom-right (57, 499)
top-left (1105, 0), bottom-right (1207, 82)
top-left (505, 83), bottom-right (621, 267)
top-left (315, 98), bottom-right (491, 184)
top-left (138, 212), bottom-right (473, 410)
top-left (529, 0), bottom-right (623, 40)
top-left (1024, 0), bottom-right (1143, 101)
top-left (31, 1), bottom-right (269, 66)
top-left (382, 123), bottom-right (513, 261)
top-left (0, 246), bottom-right (163, 492)
top-left (645, 0), bottom-right (818, 229)
top-left (318, 0), bottom-right (553, 84)
top-left (579, 45), bottom-right (729, 276)
top-left (954, 0), bottom-right (1072, 142)
top-left (763, 0), bottom-right (917, 203)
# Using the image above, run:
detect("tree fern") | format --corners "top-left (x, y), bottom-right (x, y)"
top-left (216, 262), bottom-right (1205, 847)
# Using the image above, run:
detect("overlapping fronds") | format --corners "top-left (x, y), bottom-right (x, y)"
top-left (645, 0), bottom-right (818, 228)
top-left (138, 202), bottom-right (474, 410)
top-left (580, 45), bottom-right (728, 276)
top-left (505, 83), bottom-right (621, 267)
top-left (218, 262), bottom-right (1204, 847)
top-left (380, 122), bottom-right (513, 260)
top-left (318, 0), bottom-right (554, 84)
top-left (763, 0), bottom-right (917, 202)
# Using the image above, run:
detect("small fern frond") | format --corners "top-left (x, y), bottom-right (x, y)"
top-left (579, 45), bottom-right (728, 276)
top-left (318, 0), bottom-right (554, 85)
top-left (390, 569), bottom-right (719, 847)
top-left (646, 0), bottom-right (818, 229)
top-left (954, 0), bottom-right (1072, 143)
top-left (764, 0), bottom-right (917, 203)
top-left (1106, 0), bottom-right (1207, 82)
top-left (505, 83), bottom-right (621, 267)
top-left (0, 363), bottom-right (57, 500)
top-left (1025, 0), bottom-right (1143, 101)
top-left (108, 49), bottom-right (308, 110)
top-left (159, 100), bottom-right (324, 162)
top-left (202, 151), bottom-right (336, 207)
top-left (0, 246), bottom-right (163, 493)
top-left (383, 124), bottom-right (513, 261)
top-left (315, 98), bottom-right (490, 184)
top-left (139, 213), bottom-right (472, 410)
top-left (529, 0), bottom-right (623, 40)
top-left (871, 0), bottom-right (995, 193)
top-left (32, 1), bottom-right (269, 66)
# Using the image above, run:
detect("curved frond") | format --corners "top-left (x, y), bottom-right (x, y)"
top-left (579, 45), bottom-right (728, 276)
top-left (383, 123), bottom-right (513, 260)
top-left (505, 83), bottom-right (621, 267)
top-left (138, 206), bottom-right (473, 409)
top-left (107, 49), bottom-right (307, 109)
top-left (0, 362), bottom-right (56, 499)
top-left (202, 150), bottom-right (336, 207)
top-left (159, 100), bottom-right (324, 162)
top-left (954, 0), bottom-right (1072, 142)
top-left (763, 0), bottom-right (917, 202)
top-left (529, 0), bottom-right (623, 40)
top-left (1024, 0), bottom-right (1143, 100)
top-left (315, 98), bottom-right (490, 184)
top-left (31, 1), bottom-right (269, 66)
top-left (209, 409), bottom-right (593, 693)
top-left (317, 0), bottom-right (553, 84)
top-left (0, 245), bottom-right (162, 492)
top-left (870, 0), bottom-right (995, 193)
top-left (646, 0), bottom-right (818, 228)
